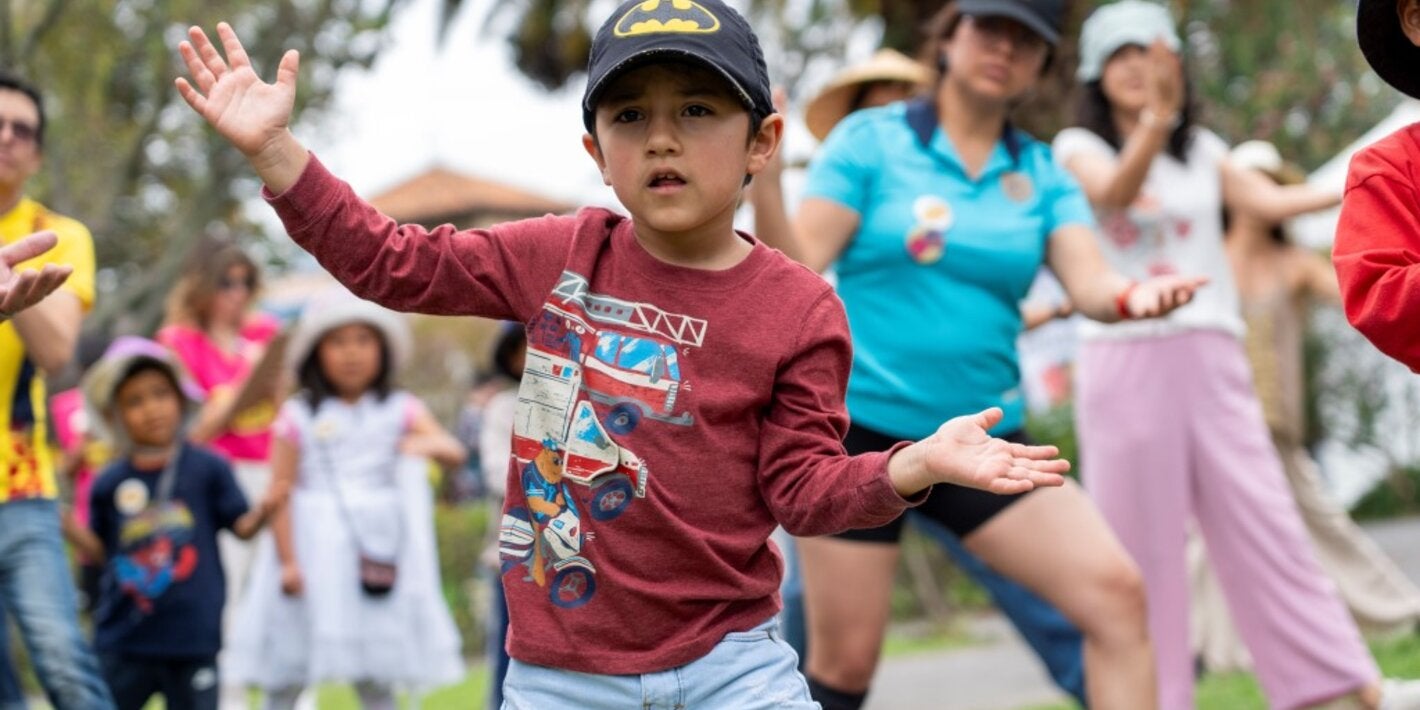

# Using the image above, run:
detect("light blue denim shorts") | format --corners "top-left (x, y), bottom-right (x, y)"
top-left (502, 617), bottom-right (818, 709)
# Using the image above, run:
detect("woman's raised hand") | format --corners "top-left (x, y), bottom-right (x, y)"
top-left (1146, 38), bottom-right (1184, 119)
top-left (175, 23), bottom-right (299, 160)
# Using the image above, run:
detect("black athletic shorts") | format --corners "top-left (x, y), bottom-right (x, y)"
top-left (831, 421), bottom-right (1032, 542)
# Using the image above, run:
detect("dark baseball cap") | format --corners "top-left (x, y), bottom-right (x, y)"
top-left (1359, 0), bottom-right (1420, 99)
top-left (581, 0), bottom-right (775, 132)
top-left (955, 0), bottom-right (1066, 46)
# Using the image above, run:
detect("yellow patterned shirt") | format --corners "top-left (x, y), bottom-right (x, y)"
top-left (0, 197), bottom-right (94, 502)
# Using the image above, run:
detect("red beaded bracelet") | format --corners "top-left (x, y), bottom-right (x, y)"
top-left (1115, 281), bottom-right (1138, 320)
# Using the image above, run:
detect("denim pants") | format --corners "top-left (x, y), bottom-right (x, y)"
top-left (0, 601), bottom-right (26, 709)
top-left (0, 499), bottom-right (114, 709)
top-left (502, 619), bottom-right (816, 709)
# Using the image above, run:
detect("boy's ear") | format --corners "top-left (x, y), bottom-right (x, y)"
top-left (745, 113), bottom-right (785, 178)
top-left (1401, 0), bottom-right (1420, 46)
top-left (582, 133), bottom-right (613, 186)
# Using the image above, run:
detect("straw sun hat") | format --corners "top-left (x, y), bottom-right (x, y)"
top-left (804, 49), bottom-right (931, 141)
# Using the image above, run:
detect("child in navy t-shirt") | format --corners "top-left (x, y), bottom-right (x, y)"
top-left (69, 338), bottom-right (280, 710)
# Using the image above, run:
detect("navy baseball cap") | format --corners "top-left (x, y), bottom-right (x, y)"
top-left (956, 0), bottom-right (1066, 46)
top-left (581, 0), bottom-right (775, 132)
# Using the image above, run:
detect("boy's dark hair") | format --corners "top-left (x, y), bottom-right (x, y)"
top-left (115, 359), bottom-right (183, 407)
top-left (297, 326), bottom-right (394, 411)
top-left (586, 77), bottom-right (770, 188)
top-left (1074, 78), bottom-right (1195, 162)
top-left (0, 71), bottom-right (45, 149)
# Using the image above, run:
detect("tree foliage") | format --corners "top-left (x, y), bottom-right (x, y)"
top-left (468, 0), bottom-right (1396, 170)
top-left (9, 0), bottom-right (403, 336)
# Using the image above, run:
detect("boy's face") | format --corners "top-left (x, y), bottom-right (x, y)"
top-left (114, 368), bottom-right (183, 450)
top-left (583, 62), bottom-right (781, 240)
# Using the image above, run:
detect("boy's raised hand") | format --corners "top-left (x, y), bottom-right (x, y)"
top-left (891, 408), bottom-right (1070, 497)
top-left (176, 23), bottom-right (308, 191)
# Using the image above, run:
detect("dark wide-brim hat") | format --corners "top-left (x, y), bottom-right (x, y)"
top-left (1360, 0), bottom-right (1420, 99)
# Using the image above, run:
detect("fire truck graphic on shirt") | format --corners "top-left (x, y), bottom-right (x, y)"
top-left (498, 271), bottom-right (706, 609)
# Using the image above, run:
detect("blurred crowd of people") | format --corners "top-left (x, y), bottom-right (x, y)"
top-left (6, 0), bottom-right (1420, 709)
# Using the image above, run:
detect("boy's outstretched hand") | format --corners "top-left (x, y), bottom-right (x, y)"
top-left (175, 23), bottom-right (309, 192)
top-left (888, 408), bottom-right (1070, 498)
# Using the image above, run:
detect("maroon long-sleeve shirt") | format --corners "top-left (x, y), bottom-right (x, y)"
top-left (265, 156), bottom-right (916, 674)
top-left (1335, 123), bottom-right (1420, 372)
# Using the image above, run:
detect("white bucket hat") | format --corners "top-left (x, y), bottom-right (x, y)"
top-left (1076, 0), bottom-right (1182, 83)
top-left (81, 336), bottom-right (201, 451)
top-left (285, 288), bottom-right (413, 375)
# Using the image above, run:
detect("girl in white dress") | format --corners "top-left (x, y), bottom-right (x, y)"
top-left (227, 289), bottom-right (466, 709)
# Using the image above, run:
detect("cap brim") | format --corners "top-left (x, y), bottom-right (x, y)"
top-left (956, 0), bottom-right (1060, 45)
top-left (583, 47), bottom-right (757, 128)
top-left (1360, 0), bottom-right (1420, 99)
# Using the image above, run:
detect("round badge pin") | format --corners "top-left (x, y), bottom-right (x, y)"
top-left (1001, 172), bottom-right (1035, 203)
top-left (905, 226), bottom-right (946, 265)
top-left (115, 478), bottom-right (150, 516)
top-left (912, 195), bottom-right (955, 231)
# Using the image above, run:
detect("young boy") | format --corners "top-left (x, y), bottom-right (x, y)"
top-left (71, 338), bottom-right (279, 710)
top-left (173, 1), bottom-right (1069, 705)
top-left (1335, 0), bottom-right (1420, 371)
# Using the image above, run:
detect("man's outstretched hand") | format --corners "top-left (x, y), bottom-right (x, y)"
top-left (0, 231), bottom-right (71, 320)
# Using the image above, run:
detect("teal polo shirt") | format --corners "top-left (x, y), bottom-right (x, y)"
top-left (803, 99), bottom-right (1095, 440)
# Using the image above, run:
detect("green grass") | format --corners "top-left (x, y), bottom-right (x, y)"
top-left (1021, 634), bottom-right (1420, 710)
top-left (313, 668), bottom-right (490, 710)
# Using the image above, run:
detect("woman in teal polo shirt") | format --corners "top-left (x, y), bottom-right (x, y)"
top-left (757, 2), bottom-right (1203, 709)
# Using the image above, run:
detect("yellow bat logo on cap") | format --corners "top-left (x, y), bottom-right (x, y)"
top-left (614, 0), bottom-right (721, 37)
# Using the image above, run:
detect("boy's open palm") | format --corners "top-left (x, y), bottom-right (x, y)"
top-left (175, 23), bottom-right (298, 159)
top-left (918, 408), bottom-right (1069, 495)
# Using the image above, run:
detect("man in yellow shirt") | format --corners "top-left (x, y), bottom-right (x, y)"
top-left (0, 71), bottom-right (113, 709)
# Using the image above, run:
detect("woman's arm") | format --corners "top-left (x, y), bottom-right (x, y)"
top-left (1047, 225), bottom-right (1207, 321)
top-left (783, 199), bottom-right (861, 274)
top-left (1020, 301), bottom-right (1072, 331)
top-left (1064, 125), bottom-right (1171, 212)
top-left (187, 389), bottom-right (240, 444)
top-left (1065, 41), bottom-right (1183, 211)
top-left (1221, 162), bottom-right (1341, 224)
top-left (1294, 247), bottom-right (1341, 304)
